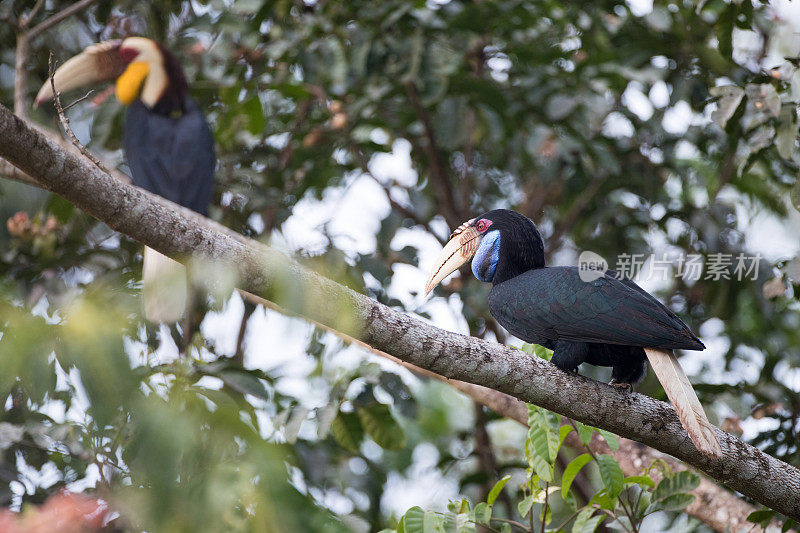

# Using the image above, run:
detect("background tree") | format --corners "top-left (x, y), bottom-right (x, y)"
top-left (0, 0), bottom-right (798, 531)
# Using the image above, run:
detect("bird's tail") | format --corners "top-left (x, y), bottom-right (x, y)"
top-left (645, 348), bottom-right (722, 459)
top-left (142, 246), bottom-right (186, 323)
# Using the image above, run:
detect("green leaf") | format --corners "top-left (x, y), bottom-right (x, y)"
top-left (782, 518), bottom-right (797, 533)
top-left (527, 423), bottom-right (554, 482)
top-left (596, 455), bottom-right (624, 500)
top-left (648, 493), bottom-right (695, 512)
top-left (559, 424), bottom-right (573, 447)
top-left (243, 96), bottom-right (267, 135)
top-left (588, 490), bottom-right (616, 511)
top-left (218, 370), bottom-right (269, 400)
top-left (747, 509), bottom-right (776, 527)
top-left (572, 508), bottom-right (604, 533)
top-left (561, 453), bottom-right (593, 499)
top-left (330, 411), bottom-right (364, 452)
top-left (520, 343), bottom-right (536, 355)
top-left (517, 494), bottom-right (534, 518)
top-left (423, 510), bottom-right (444, 532)
top-left (473, 502), bottom-right (492, 524)
top-left (533, 344), bottom-right (553, 361)
top-left (575, 422), bottom-right (594, 446)
top-left (399, 506), bottom-right (425, 533)
top-left (47, 194), bottom-right (75, 223)
top-left (486, 475), bottom-right (511, 506)
top-left (357, 403), bottom-right (406, 449)
top-left (637, 491), bottom-right (653, 516)
top-left (443, 511), bottom-right (472, 532)
top-left (623, 475), bottom-right (654, 488)
top-left (654, 471), bottom-right (700, 500)
top-left (596, 429), bottom-right (619, 451)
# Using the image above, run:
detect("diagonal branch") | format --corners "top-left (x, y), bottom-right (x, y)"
top-left (0, 104), bottom-right (798, 520)
top-left (26, 0), bottom-right (105, 39)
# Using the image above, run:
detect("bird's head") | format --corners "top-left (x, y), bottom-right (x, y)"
top-left (34, 37), bottom-right (187, 111)
top-left (424, 209), bottom-right (545, 294)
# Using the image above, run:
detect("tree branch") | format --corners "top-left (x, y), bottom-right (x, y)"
top-left (26, 0), bottom-right (105, 39)
top-left (405, 81), bottom-right (462, 227)
top-left (13, 0), bottom-right (105, 117)
top-left (0, 158), bottom-right (40, 187)
top-left (0, 104), bottom-right (798, 520)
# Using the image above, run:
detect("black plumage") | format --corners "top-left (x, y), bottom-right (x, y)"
top-left (124, 98), bottom-right (215, 214)
top-left (426, 209), bottom-right (720, 456)
top-left (476, 210), bottom-right (704, 384)
top-left (121, 44), bottom-right (214, 215)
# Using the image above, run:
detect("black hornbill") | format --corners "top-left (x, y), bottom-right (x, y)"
top-left (425, 209), bottom-right (721, 458)
top-left (34, 37), bottom-right (215, 322)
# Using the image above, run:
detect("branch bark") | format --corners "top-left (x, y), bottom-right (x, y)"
top-left (0, 104), bottom-right (798, 520)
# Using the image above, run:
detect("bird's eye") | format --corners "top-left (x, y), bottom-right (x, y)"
top-left (475, 219), bottom-right (491, 232)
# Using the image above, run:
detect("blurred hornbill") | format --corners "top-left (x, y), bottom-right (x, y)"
top-left (425, 209), bottom-right (721, 458)
top-left (35, 37), bottom-right (215, 323)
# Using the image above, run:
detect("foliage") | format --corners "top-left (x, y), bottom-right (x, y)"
top-left (0, 0), bottom-right (799, 530)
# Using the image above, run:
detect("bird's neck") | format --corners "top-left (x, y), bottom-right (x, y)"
top-left (491, 230), bottom-right (545, 285)
top-left (142, 44), bottom-right (189, 115)
top-left (140, 62), bottom-right (169, 108)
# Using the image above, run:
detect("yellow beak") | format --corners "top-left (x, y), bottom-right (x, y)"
top-left (115, 61), bottom-right (150, 105)
top-left (34, 40), bottom-right (124, 107)
top-left (424, 219), bottom-right (481, 295)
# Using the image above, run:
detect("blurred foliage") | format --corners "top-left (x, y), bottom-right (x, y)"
top-left (1, 0), bottom-right (800, 530)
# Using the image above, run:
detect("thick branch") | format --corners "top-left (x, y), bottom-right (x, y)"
top-left (0, 104), bottom-right (798, 520)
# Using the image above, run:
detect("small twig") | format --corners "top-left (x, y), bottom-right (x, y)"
top-left (405, 81), bottom-right (462, 226)
top-left (233, 300), bottom-right (256, 365)
top-left (49, 52), bottom-right (114, 178)
top-left (545, 174), bottom-right (609, 261)
top-left (27, 0), bottom-right (105, 39)
top-left (541, 481), bottom-right (549, 533)
top-left (489, 517), bottom-right (530, 531)
top-left (351, 143), bottom-right (446, 244)
top-left (62, 90), bottom-right (95, 112)
top-left (20, 0), bottom-right (47, 28)
top-left (276, 99), bottom-right (313, 171)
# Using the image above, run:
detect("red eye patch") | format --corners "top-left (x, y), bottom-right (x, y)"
top-left (119, 48), bottom-right (139, 63)
top-left (475, 219), bottom-right (492, 232)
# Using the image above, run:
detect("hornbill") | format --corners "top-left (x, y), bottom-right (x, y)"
top-left (425, 209), bottom-right (722, 458)
top-left (34, 37), bottom-right (215, 323)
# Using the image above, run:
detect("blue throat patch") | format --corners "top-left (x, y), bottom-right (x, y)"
top-left (472, 230), bottom-right (501, 282)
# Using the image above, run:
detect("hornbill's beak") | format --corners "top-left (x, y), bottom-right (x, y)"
top-left (424, 219), bottom-right (480, 295)
top-left (34, 40), bottom-right (125, 107)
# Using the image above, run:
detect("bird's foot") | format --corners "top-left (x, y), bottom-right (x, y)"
top-left (608, 379), bottom-right (633, 393)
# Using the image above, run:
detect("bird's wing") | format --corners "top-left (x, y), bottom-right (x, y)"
top-left (488, 266), bottom-right (704, 350)
top-left (123, 99), bottom-right (215, 214)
